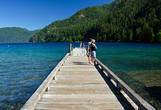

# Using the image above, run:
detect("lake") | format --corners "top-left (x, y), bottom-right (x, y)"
top-left (0, 42), bottom-right (160, 110)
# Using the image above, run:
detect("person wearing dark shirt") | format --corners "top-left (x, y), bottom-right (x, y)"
top-left (90, 39), bottom-right (97, 65)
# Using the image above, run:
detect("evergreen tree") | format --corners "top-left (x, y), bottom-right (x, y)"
top-left (30, 0), bottom-right (161, 43)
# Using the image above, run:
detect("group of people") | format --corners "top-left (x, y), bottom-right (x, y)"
top-left (87, 38), bottom-right (97, 65)
top-left (80, 41), bottom-right (85, 48)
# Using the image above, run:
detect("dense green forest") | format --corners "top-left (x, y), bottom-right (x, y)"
top-left (0, 27), bottom-right (38, 43)
top-left (30, 0), bottom-right (161, 43)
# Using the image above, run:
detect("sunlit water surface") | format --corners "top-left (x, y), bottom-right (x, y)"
top-left (0, 43), bottom-right (161, 110)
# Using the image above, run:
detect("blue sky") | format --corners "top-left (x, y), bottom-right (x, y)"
top-left (0, 0), bottom-right (114, 30)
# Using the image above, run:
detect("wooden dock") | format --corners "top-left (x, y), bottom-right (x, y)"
top-left (21, 48), bottom-right (156, 110)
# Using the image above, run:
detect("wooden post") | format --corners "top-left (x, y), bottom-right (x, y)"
top-left (69, 42), bottom-right (72, 56)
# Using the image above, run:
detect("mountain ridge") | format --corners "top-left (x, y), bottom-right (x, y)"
top-left (0, 27), bottom-right (39, 43)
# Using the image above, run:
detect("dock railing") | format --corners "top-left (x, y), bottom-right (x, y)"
top-left (21, 53), bottom-right (69, 110)
top-left (95, 59), bottom-right (156, 110)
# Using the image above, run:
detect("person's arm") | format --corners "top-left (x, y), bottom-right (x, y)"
top-left (94, 44), bottom-right (97, 49)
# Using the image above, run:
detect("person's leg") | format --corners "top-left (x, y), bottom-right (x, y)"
top-left (91, 51), bottom-right (96, 64)
top-left (90, 54), bottom-right (93, 64)
top-left (93, 58), bottom-right (95, 63)
top-left (89, 53), bottom-right (93, 64)
top-left (91, 57), bottom-right (95, 65)
top-left (91, 57), bottom-right (93, 63)
top-left (88, 53), bottom-right (91, 63)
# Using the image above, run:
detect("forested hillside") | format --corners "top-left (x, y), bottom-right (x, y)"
top-left (30, 0), bottom-right (161, 43)
top-left (0, 27), bottom-right (38, 43)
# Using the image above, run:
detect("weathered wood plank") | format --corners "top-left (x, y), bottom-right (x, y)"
top-left (39, 97), bottom-right (119, 104)
top-left (21, 48), bottom-right (125, 110)
top-left (42, 94), bottom-right (117, 99)
top-left (35, 104), bottom-right (123, 110)
top-left (34, 54), bottom-right (124, 110)
top-left (51, 80), bottom-right (105, 84)
top-left (56, 71), bottom-right (99, 75)
top-left (50, 81), bottom-right (105, 85)
top-left (48, 83), bottom-right (108, 89)
top-left (59, 67), bottom-right (97, 72)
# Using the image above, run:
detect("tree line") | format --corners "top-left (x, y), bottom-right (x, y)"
top-left (30, 0), bottom-right (161, 43)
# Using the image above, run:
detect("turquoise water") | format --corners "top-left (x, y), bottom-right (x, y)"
top-left (0, 43), bottom-right (68, 110)
top-left (0, 43), bottom-right (161, 110)
top-left (96, 43), bottom-right (161, 109)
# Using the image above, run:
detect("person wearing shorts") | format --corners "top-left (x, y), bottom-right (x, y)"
top-left (90, 39), bottom-right (97, 65)
top-left (87, 39), bottom-right (92, 64)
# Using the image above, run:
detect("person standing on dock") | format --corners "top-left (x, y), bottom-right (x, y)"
top-left (82, 42), bottom-right (85, 48)
top-left (80, 41), bottom-right (82, 48)
top-left (90, 39), bottom-right (97, 65)
top-left (87, 38), bottom-right (92, 64)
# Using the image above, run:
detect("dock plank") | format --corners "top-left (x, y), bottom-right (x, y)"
top-left (21, 48), bottom-right (156, 110)
top-left (34, 55), bottom-right (124, 110)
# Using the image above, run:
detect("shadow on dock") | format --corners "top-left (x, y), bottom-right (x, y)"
top-left (95, 65), bottom-right (135, 110)
top-left (73, 62), bottom-right (89, 65)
